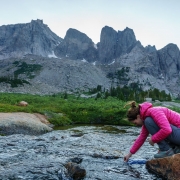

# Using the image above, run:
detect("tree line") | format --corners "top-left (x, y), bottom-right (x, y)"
top-left (90, 83), bottom-right (171, 102)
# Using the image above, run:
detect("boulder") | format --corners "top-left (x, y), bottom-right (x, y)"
top-left (146, 153), bottom-right (180, 180)
top-left (0, 112), bottom-right (53, 135)
top-left (18, 101), bottom-right (28, 106)
top-left (65, 162), bottom-right (86, 180)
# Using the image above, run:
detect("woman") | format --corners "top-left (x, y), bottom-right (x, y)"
top-left (124, 101), bottom-right (180, 162)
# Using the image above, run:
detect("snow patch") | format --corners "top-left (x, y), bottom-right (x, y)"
top-left (92, 61), bottom-right (96, 65)
top-left (48, 51), bottom-right (58, 58)
top-left (81, 58), bottom-right (87, 63)
top-left (108, 60), bottom-right (115, 65)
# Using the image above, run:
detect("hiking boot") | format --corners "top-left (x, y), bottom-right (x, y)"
top-left (173, 146), bottom-right (180, 154)
top-left (154, 148), bottom-right (174, 159)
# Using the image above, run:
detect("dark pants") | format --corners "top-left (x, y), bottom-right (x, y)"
top-left (144, 117), bottom-right (180, 151)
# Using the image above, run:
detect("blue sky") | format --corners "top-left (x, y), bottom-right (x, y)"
top-left (0, 0), bottom-right (180, 50)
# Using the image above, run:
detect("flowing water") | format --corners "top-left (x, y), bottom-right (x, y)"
top-left (0, 125), bottom-right (162, 179)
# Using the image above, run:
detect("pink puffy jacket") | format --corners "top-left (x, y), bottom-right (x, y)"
top-left (130, 102), bottom-right (180, 154)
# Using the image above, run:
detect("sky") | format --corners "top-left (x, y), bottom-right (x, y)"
top-left (0, 0), bottom-right (180, 50)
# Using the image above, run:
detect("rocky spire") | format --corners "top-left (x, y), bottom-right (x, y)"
top-left (54, 28), bottom-right (98, 62)
top-left (98, 26), bottom-right (137, 64)
top-left (145, 45), bottom-right (157, 53)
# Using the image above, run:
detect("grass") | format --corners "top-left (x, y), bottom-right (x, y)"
top-left (0, 93), bottom-right (132, 126)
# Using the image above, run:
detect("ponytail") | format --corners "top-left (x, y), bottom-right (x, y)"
top-left (124, 101), bottom-right (140, 121)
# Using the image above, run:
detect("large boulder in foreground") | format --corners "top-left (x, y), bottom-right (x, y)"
top-left (0, 112), bottom-right (53, 135)
top-left (146, 153), bottom-right (180, 180)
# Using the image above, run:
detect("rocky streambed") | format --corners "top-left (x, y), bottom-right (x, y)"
top-left (0, 125), bottom-right (162, 180)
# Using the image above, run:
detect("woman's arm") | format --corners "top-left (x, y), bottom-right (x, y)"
top-left (124, 125), bottom-right (149, 161)
top-left (129, 125), bottom-right (149, 154)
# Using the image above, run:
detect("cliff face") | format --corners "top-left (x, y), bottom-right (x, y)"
top-left (98, 26), bottom-right (137, 64)
top-left (98, 26), bottom-right (117, 64)
top-left (0, 19), bottom-right (62, 59)
top-left (54, 28), bottom-right (98, 62)
top-left (157, 43), bottom-right (180, 80)
top-left (98, 41), bottom-right (180, 96)
top-left (0, 20), bottom-right (180, 96)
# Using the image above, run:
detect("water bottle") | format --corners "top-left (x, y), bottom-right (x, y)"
top-left (127, 159), bottom-right (147, 165)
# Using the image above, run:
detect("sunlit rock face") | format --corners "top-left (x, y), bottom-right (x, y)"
top-left (146, 153), bottom-right (180, 180)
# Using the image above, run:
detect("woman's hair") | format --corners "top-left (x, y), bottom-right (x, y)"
top-left (124, 101), bottom-right (140, 121)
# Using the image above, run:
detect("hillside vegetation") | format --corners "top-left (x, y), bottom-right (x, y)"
top-left (0, 87), bottom-right (178, 127)
top-left (0, 93), bottom-right (131, 126)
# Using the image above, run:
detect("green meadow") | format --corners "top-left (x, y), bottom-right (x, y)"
top-left (0, 93), bottom-right (132, 127)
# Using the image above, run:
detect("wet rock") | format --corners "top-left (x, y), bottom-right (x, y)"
top-left (92, 153), bottom-right (119, 159)
top-left (100, 125), bottom-right (127, 134)
top-left (0, 112), bottom-right (52, 135)
top-left (146, 153), bottom-right (180, 180)
top-left (70, 133), bottom-right (84, 137)
top-left (49, 136), bottom-right (59, 141)
top-left (58, 169), bottom-right (71, 180)
top-left (69, 157), bottom-right (83, 164)
top-left (65, 162), bottom-right (86, 180)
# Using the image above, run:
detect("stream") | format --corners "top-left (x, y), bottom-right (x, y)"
top-left (0, 125), bottom-right (162, 180)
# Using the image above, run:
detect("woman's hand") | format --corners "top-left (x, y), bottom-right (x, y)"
top-left (124, 152), bottom-right (132, 162)
top-left (148, 137), bottom-right (154, 146)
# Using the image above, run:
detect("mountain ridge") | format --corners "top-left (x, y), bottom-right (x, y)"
top-left (0, 19), bottom-right (179, 97)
